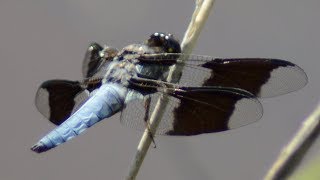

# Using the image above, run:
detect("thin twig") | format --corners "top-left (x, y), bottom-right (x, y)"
top-left (264, 103), bottom-right (320, 180)
top-left (125, 0), bottom-right (216, 179)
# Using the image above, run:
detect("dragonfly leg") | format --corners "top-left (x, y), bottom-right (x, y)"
top-left (143, 96), bottom-right (157, 148)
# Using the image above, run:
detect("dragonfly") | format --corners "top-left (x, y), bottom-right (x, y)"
top-left (31, 32), bottom-right (308, 153)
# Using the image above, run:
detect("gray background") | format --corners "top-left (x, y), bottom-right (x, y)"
top-left (0, 0), bottom-right (319, 179)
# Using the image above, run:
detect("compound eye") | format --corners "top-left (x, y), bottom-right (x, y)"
top-left (146, 32), bottom-right (166, 47)
top-left (146, 32), bottom-right (181, 53)
top-left (165, 37), bottom-right (181, 53)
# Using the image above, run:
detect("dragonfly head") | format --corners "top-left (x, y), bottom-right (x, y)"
top-left (145, 32), bottom-right (181, 54)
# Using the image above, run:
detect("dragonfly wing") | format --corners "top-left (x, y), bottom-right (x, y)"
top-left (180, 57), bottom-right (308, 98)
top-left (120, 87), bottom-right (262, 135)
top-left (82, 42), bottom-right (104, 78)
top-left (35, 79), bottom-right (90, 125)
top-left (137, 54), bottom-right (308, 98)
top-left (192, 58), bottom-right (308, 98)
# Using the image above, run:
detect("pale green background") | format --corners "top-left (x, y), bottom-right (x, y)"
top-left (0, 1), bottom-right (319, 179)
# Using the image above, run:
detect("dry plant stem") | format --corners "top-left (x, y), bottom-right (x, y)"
top-left (264, 103), bottom-right (320, 180)
top-left (125, 0), bottom-right (215, 180)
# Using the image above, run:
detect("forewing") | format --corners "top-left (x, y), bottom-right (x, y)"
top-left (120, 87), bottom-right (262, 135)
top-left (35, 79), bottom-right (90, 125)
top-left (82, 42), bottom-right (104, 78)
top-left (138, 54), bottom-right (308, 98)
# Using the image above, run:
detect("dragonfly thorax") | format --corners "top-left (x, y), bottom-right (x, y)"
top-left (102, 42), bottom-right (175, 86)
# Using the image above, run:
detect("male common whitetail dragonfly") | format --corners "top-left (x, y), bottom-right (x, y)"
top-left (31, 32), bottom-right (307, 153)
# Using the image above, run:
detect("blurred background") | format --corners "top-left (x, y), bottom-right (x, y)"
top-left (0, 0), bottom-right (319, 179)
